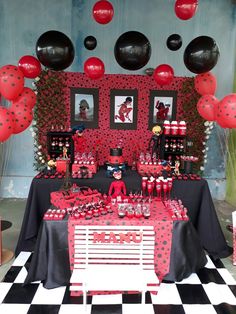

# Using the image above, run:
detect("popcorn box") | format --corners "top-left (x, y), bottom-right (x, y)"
top-left (50, 188), bottom-right (101, 209)
top-left (137, 162), bottom-right (163, 175)
top-left (72, 163), bottom-right (97, 174)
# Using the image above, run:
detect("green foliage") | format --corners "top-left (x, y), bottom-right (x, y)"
top-left (179, 78), bottom-right (205, 173)
top-left (33, 70), bottom-right (67, 171)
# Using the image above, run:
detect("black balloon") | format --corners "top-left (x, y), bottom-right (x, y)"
top-left (184, 36), bottom-right (220, 74)
top-left (114, 31), bottom-right (151, 70)
top-left (84, 36), bottom-right (97, 50)
top-left (166, 34), bottom-right (182, 51)
top-left (36, 30), bottom-right (75, 71)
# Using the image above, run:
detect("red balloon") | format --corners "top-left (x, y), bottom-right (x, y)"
top-left (12, 87), bottom-right (37, 109)
top-left (197, 95), bottom-right (219, 121)
top-left (215, 94), bottom-right (236, 128)
top-left (0, 107), bottom-right (14, 142)
top-left (18, 55), bottom-right (42, 79)
top-left (194, 72), bottom-right (217, 96)
top-left (84, 57), bottom-right (105, 80)
top-left (175, 0), bottom-right (198, 20)
top-left (93, 0), bottom-right (114, 24)
top-left (217, 118), bottom-right (229, 129)
top-left (0, 65), bottom-right (24, 100)
top-left (11, 102), bottom-right (33, 134)
top-left (153, 64), bottom-right (174, 86)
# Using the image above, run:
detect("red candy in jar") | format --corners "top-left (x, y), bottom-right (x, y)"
top-left (171, 121), bottom-right (178, 135)
top-left (163, 120), bottom-right (171, 135)
top-left (178, 121), bottom-right (186, 136)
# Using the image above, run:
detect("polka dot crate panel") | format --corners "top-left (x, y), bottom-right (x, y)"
top-left (40, 72), bottom-right (203, 166)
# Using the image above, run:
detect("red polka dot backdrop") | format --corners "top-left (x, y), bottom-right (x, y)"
top-left (33, 70), bottom-right (204, 170)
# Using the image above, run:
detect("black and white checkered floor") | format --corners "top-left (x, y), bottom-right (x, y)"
top-left (0, 252), bottom-right (236, 314)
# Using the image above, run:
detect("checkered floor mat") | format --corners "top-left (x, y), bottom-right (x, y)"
top-left (0, 252), bottom-right (236, 314)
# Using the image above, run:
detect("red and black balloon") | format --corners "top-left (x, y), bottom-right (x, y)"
top-left (0, 107), bottom-right (15, 142)
top-left (194, 72), bottom-right (217, 96)
top-left (197, 94), bottom-right (218, 121)
top-left (216, 94), bottom-right (236, 128)
top-left (11, 101), bottom-right (33, 134)
top-left (0, 65), bottom-right (24, 101)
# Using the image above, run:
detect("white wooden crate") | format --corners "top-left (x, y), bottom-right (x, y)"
top-left (70, 224), bottom-right (159, 310)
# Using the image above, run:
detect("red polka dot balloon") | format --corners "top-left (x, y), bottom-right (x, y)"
top-left (11, 102), bottom-right (33, 134)
top-left (0, 65), bottom-right (24, 100)
top-left (84, 57), bottom-right (105, 80)
top-left (194, 72), bottom-right (217, 96)
top-left (0, 106), bottom-right (14, 142)
top-left (217, 118), bottom-right (229, 128)
top-left (197, 95), bottom-right (218, 121)
top-left (216, 94), bottom-right (236, 128)
top-left (93, 0), bottom-right (114, 24)
top-left (12, 87), bottom-right (37, 109)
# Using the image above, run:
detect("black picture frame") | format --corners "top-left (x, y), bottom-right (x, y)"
top-left (110, 89), bottom-right (138, 130)
top-left (70, 87), bottom-right (99, 129)
top-left (148, 90), bottom-right (177, 130)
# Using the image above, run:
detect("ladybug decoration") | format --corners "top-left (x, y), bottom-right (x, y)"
top-left (12, 87), bottom-right (37, 110)
top-left (216, 94), bottom-right (236, 128)
top-left (0, 107), bottom-right (15, 142)
top-left (197, 95), bottom-right (218, 121)
top-left (0, 65), bottom-right (24, 100)
top-left (11, 102), bottom-right (33, 134)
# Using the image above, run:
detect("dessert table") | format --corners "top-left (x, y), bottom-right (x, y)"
top-left (15, 168), bottom-right (231, 259)
top-left (24, 202), bottom-right (207, 289)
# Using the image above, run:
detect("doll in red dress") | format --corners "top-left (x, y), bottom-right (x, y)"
top-left (108, 170), bottom-right (127, 198)
top-left (72, 125), bottom-right (87, 153)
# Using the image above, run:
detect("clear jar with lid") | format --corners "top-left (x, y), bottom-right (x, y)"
top-left (171, 121), bottom-right (178, 135)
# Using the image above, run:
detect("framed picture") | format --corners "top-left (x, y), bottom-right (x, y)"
top-left (148, 90), bottom-right (177, 130)
top-left (70, 87), bottom-right (99, 129)
top-left (110, 89), bottom-right (138, 130)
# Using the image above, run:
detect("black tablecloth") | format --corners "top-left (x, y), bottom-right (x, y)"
top-left (15, 168), bottom-right (231, 259)
top-left (24, 218), bottom-right (207, 289)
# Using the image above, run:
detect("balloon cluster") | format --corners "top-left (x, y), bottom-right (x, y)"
top-left (195, 72), bottom-right (236, 128)
top-left (81, 0), bottom-right (115, 79)
top-left (0, 58), bottom-right (40, 142)
top-left (0, 29), bottom-right (76, 143)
